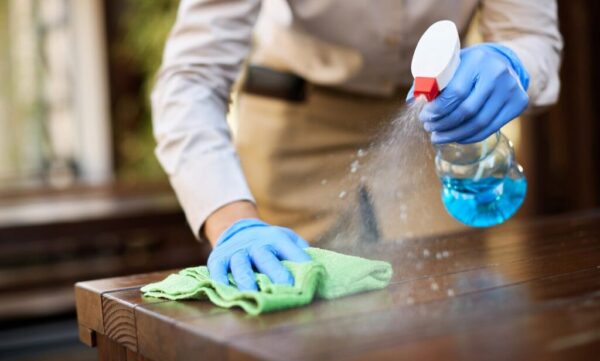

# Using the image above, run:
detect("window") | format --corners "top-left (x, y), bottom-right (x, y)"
top-left (0, 0), bottom-right (112, 191)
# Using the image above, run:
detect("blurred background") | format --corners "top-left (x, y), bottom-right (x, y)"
top-left (0, 0), bottom-right (598, 360)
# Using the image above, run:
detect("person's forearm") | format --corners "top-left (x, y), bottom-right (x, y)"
top-left (203, 200), bottom-right (260, 246)
top-left (479, 0), bottom-right (562, 108)
top-left (151, 0), bottom-right (261, 239)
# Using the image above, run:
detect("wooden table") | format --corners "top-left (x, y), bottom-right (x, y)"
top-left (75, 211), bottom-right (600, 360)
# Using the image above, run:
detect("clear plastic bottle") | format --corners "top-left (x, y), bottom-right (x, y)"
top-left (435, 132), bottom-right (527, 227)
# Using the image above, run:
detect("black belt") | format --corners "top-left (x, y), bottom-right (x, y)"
top-left (242, 65), bottom-right (307, 102)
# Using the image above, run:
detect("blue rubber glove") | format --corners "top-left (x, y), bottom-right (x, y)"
top-left (207, 219), bottom-right (311, 291)
top-left (408, 43), bottom-right (530, 144)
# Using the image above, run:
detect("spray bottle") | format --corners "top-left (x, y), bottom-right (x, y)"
top-left (411, 20), bottom-right (527, 227)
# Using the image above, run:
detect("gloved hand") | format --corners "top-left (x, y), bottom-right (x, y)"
top-left (207, 219), bottom-right (311, 291)
top-left (408, 43), bottom-right (530, 144)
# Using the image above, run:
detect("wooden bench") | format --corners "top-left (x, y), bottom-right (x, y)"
top-left (0, 184), bottom-right (209, 321)
top-left (75, 210), bottom-right (600, 360)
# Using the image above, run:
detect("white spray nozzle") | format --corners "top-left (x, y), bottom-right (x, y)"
top-left (411, 20), bottom-right (461, 101)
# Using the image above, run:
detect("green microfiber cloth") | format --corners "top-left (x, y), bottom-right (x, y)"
top-left (141, 247), bottom-right (392, 315)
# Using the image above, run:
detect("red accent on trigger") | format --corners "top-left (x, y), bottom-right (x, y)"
top-left (413, 77), bottom-right (440, 101)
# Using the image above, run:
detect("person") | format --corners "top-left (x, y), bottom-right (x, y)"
top-left (151, 0), bottom-right (562, 291)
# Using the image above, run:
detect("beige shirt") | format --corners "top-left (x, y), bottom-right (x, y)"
top-left (151, 0), bottom-right (562, 238)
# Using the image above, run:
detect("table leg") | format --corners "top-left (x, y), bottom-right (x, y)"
top-left (97, 334), bottom-right (152, 361)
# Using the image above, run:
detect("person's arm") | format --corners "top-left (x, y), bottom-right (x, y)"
top-left (151, 0), bottom-right (260, 240)
top-left (151, 0), bottom-right (310, 291)
top-left (479, 0), bottom-right (563, 109)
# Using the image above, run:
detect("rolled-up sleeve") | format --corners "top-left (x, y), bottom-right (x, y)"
top-left (479, 0), bottom-right (563, 108)
top-left (151, 0), bottom-right (261, 239)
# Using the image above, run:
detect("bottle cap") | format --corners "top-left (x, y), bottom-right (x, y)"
top-left (411, 20), bottom-right (461, 101)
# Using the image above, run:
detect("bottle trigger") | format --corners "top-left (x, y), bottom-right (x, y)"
top-left (413, 77), bottom-right (440, 101)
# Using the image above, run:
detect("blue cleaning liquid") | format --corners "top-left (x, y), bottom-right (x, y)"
top-left (441, 176), bottom-right (527, 227)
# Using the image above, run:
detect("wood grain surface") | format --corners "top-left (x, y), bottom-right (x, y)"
top-left (76, 210), bottom-right (600, 361)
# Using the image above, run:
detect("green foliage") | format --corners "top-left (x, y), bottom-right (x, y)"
top-left (112, 0), bottom-right (178, 182)
top-left (121, 0), bottom-right (178, 97)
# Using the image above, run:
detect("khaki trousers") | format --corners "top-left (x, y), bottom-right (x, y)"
top-left (233, 86), bottom-right (464, 245)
